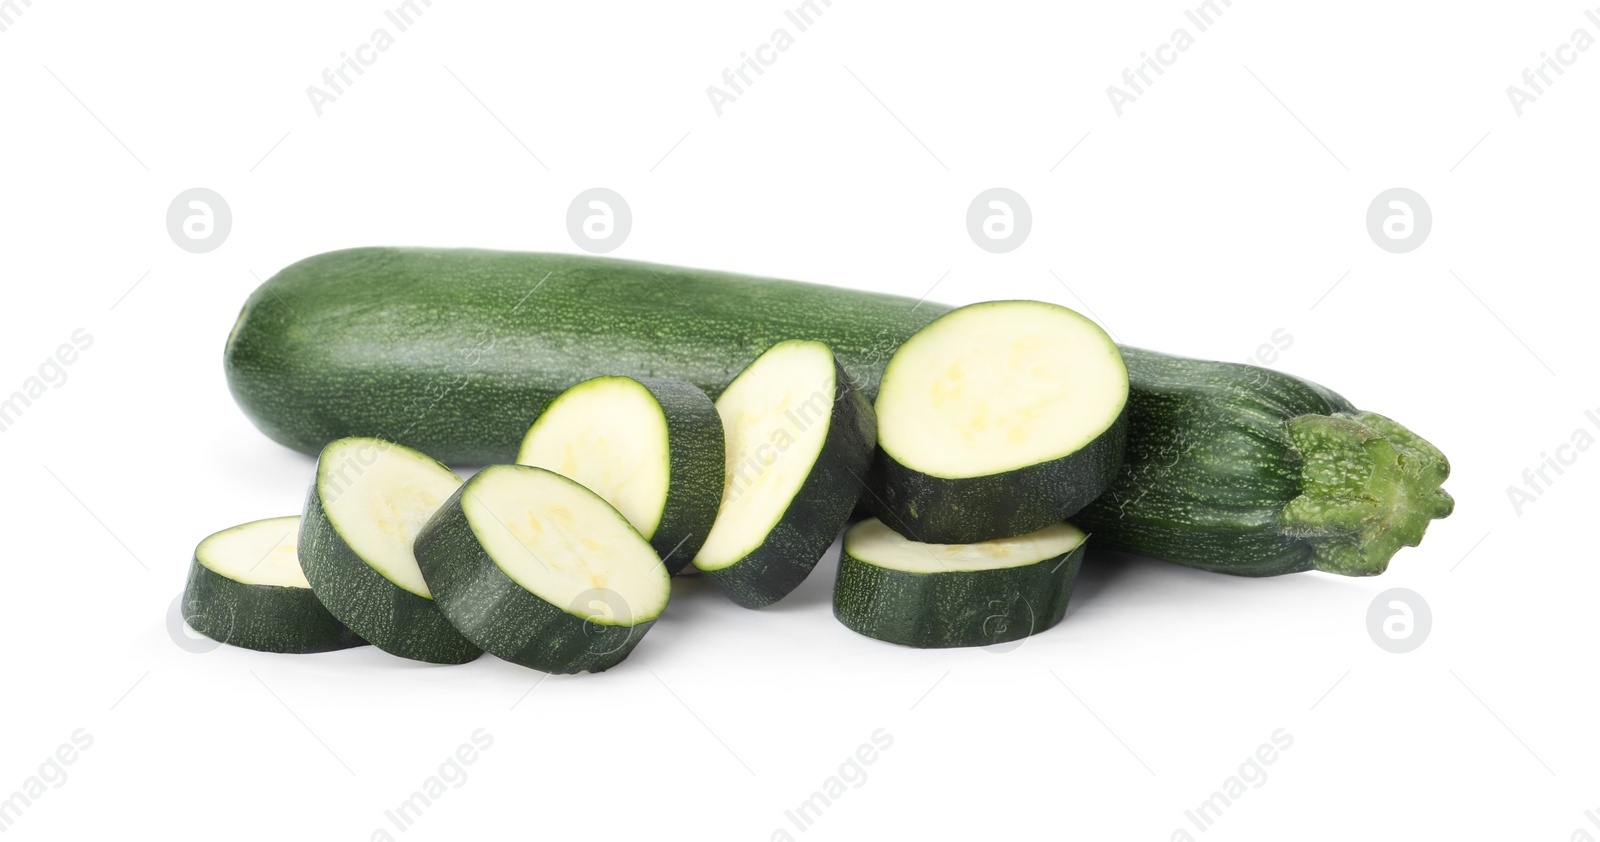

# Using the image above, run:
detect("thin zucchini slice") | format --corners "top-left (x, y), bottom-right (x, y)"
top-left (517, 376), bottom-right (723, 574)
top-left (869, 300), bottom-right (1128, 543)
top-left (413, 464), bottom-right (670, 674)
top-left (299, 437), bottom-right (481, 665)
top-left (691, 340), bottom-right (877, 608)
top-left (833, 517), bottom-right (1086, 648)
top-left (182, 516), bottom-right (365, 654)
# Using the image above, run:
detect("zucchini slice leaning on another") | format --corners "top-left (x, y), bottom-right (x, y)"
top-left (414, 464), bottom-right (671, 674)
top-left (182, 516), bottom-right (365, 654)
top-left (833, 518), bottom-right (1087, 648)
top-left (517, 376), bottom-right (724, 574)
top-left (869, 300), bottom-right (1128, 544)
top-left (299, 437), bottom-right (481, 664)
top-left (691, 340), bottom-right (877, 608)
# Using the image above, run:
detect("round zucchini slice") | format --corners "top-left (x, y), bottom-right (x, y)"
top-left (516, 376), bottom-right (723, 574)
top-left (413, 464), bottom-right (671, 674)
top-left (833, 517), bottom-right (1087, 648)
top-left (182, 516), bottom-right (365, 654)
top-left (299, 437), bottom-right (481, 665)
top-left (690, 340), bottom-right (877, 608)
top-left (869, 300), bottom-right (1128, 543)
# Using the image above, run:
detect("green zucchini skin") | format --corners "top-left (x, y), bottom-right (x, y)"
top-left (231, 248), bottom-right (1452, 576)
top-left (867, 408), bottom-right (1126, 543)
top-left (833, 534), bottom-right (1085, 649)
top-left (637, 377), bottom-right (724, 572)
top-left (700, 358), bottom-right (877, 609)
top-left (299, 485), bottom-right (482, 665)
top-left (412, 472), bottom-right (658, 674)
top-left (182, 559), bottom-right (365, 654)
top-left (226, 248), bottom-right (939, 465)
top-left (1072, 348), bottom-right (1453, 576)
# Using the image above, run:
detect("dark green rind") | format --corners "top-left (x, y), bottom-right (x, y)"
top-left (1073, 348), bottom-right (1452, 576)
top-left (625, 377), bottom-right (724, 574)
top-left (700, 357), bottom-right (877, 609)
top-left (833, 540), bottom-right (1085, 649)
top-left (298, 456), bottom-right (482, 665)
top-left (867, 406), bottom-right (1127, 544)
top-left (182, 559), bottom-right (366, 654)
top-left (413, 468), bottom-right (660, 674)
top-left (227, 248), bottom-right (941, 464)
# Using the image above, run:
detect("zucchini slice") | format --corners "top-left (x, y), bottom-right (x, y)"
top-left (833, 517), bottom-right (1086, 649)
top-left (691, 340), bottom-right (877, 608)
top-left (516, 376), bottom-right (723, 574)
top-left (413, 464), bottom-right (670, 674)
top-left (869, 300), bottom-right (1128, 543)
top-left (299, 438), bottom-right (481, 665)
top-left (182, 516), bottom-right (365, 654)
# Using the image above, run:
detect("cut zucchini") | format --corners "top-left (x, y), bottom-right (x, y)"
top-left (869, 300), bottom-right (1128, 543)
top-left (182, 516), bottom-right (365, 654)
top-left (413, 464), bottom-right (670, 674)
top-left (517, 376), bottom-right (723, 574)
top-left (833, 517), bottom-right (1086, 648)
top-left (691, 340), bottom-right (876, 608)
top-left (299, 437), bottom-right (481, 665)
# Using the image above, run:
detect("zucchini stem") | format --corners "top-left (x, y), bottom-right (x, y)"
top-left (1278, 411), bottom-right (1454, 576)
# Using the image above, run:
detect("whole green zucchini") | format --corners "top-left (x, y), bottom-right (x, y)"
top-left (226, 248), bottom-right (1452, 576)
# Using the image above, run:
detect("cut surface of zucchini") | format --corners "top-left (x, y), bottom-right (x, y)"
top-left (517, 376), bottom-right (722, 573)
top-left (183, 516), bottom-right (364, 654)
top-left (299, 437), bottom-right (480, 664)
top-left (415, 464), bottom-right (670, 674)
top-left (833, 517), bottom-right (1087, 648)
top-left (870, 300), bottom-right (1128, 543)
top-left (690, 340), bottom-right (876, 608)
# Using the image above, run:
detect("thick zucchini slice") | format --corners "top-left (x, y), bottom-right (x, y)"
top-left (869, 300), bottom-right (1128, 543)
top-left (182, 516), bottom-right (365, 654)
top-left (299, 437), bottom-right (481, 664)
top-left (516, 376), bottom-right (723, 574)
top-left (413, 464), bottom-right (670, 674)
top-left (833, 518), bottom-right (1086, 648)
top-left (691, 340), bottom-right (876, 608)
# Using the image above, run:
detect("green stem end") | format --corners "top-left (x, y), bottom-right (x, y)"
top-left (1279, 411), bottom-right (1455, 576)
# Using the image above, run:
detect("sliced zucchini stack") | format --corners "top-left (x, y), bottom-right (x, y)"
top-left (517, 376), bottom-right (723, 574)
top-left (182, 516), bottom-right (365, 654)
top-left (833, 517), bottom-right (1087, 648)
top-left (299, 438), bottom-right (481, 664)
top-left (414, 464), bottom-right (670, 674)
top-left (691, 340), bottom-right (877, 608)
top-left (869, 300), bottom-right (1128, 543)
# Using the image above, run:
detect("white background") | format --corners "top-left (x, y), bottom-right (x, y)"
top-left (2, 1), bottom-right (1596, 839)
